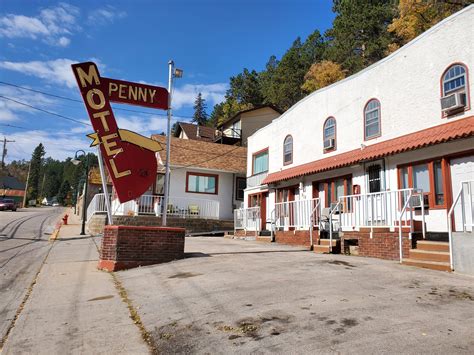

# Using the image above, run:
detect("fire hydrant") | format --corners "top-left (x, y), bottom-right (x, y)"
top-left (62, 214), bottom-right (68, 225)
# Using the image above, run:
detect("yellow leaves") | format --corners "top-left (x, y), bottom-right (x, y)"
top-left (388, 0), bottom-right (463, 45)
top-left (301, 60), bottom-right (346, 93)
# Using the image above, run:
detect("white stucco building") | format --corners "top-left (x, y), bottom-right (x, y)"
top-left (240, 6), bottom-right (474, 273)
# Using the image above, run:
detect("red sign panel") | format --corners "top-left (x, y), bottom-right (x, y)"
top-left (103, 77), bottom-right (168, 110)
top-left (71, 62), bottom-right (165, 203)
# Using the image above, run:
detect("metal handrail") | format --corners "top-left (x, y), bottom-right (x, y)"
top-left (269, 208), bottom-right (276, 242)
top-left (447, 180), bottom-right (474, 271)
top-left (308, 199), bottom-right (321, 250)
top-left (328, 201), bottom-right (342, 252)
top-left (398, 190), bottom-right (414, 264)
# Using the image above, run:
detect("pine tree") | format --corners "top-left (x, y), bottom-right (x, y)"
top-left (324, 0), bottom-right (397, 75)
top-left (27, 143), bottom-right (45, 201)
top-left (192, 93), bottom-right (208, 126)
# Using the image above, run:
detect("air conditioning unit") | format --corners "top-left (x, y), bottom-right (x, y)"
top-left (324, 138), bottom-right (335, 150)
top-left (441, 92), bottom-right (466, 113)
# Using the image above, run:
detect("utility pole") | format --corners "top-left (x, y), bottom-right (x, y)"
top-left (23, 160), bottom-right (31, 208)
top-left (1, 137), bottom-right (15, 169)
top-left (162, 61), bottom-right (182, 226)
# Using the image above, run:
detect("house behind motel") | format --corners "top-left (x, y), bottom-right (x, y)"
top-left (150, 135), bottom-right (247, 220)
top-left (240, 6), bottom-right (474, 273)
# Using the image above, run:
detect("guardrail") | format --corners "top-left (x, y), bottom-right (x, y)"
top-left (234, 207), bottom-right (261, 232)
top-left (86, 193), bottom-right (107, 222)
top-left (89, 194), bottom-right (220, 220)
top-left (274, 198), bottom-right (320, 229)
top-left (337, 188), bottom-right (424, 231)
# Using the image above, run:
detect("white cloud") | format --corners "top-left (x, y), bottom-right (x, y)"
top-left (0, 3), bottom-right (80, 47)
top-left (172, 83), bottom-right (228, 109)
top-left (88, 6), bottom-right (127, 25)
top-left (0, 58), bottom-right (104, 88)
top-left (0, 85), bottom-right (57, 122)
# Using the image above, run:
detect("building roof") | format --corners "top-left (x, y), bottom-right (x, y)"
top-left (151, 135), bottom-right (247, 174)
top-left (0, 176), bottom-right (25, 190)
top-left (217, 105), bottom-right (282, 128)
top-left (174, 122), bottom-right (216, 142)
top-left (263, 116), bottom-right (474, 185)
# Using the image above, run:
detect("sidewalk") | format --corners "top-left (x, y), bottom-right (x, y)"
top-left (2, 208), bottom-right (149, 354)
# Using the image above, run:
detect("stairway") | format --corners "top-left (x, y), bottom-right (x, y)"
top-left (402, 240), bottom-right (451, 272)
top-left (313, 239), bottom-right (340, 254)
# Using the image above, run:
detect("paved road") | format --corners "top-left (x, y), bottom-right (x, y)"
top-left (120, 237), bottom-right (474, 354)
top-left (0, 207), bottom-right (63, 344)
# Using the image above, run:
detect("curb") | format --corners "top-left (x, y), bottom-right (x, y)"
top-left (49, 220), bottom-right (64, 241)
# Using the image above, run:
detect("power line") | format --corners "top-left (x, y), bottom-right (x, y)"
top-left (0, 80), bottom-right (195, 119)
top-left (0, 95), bottom-right (91, 126)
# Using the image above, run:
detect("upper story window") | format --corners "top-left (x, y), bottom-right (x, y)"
top-left (252, 149), bottom-right (269, 175)
top-left (443, 64), bottom-right (466, 95)
top-left (283, 135), bottom-right (293, 165)
top-left (323, 117), bottom-right (336, 152)
top-left (441, 63), bottom-right (469, 116)
top-left (364, 99), bottom-right (381, 140)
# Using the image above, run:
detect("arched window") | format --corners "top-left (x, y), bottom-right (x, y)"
top-left (323, 117), bottom-right (336, 151)
top-left (442, 64), bottom-right (467, 96)
top-left (364, 99), bottom-right (381, 140)
top-left (283, 135), bottom-right (293, 165)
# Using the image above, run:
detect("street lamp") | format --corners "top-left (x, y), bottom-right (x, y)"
top-left (162, 61), bottom-right (183, 226)
top-left (72, 150), bottom-right (89, 235)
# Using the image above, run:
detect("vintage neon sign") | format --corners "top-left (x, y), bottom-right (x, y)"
top-left (71, 62), bottom-right (168, 203)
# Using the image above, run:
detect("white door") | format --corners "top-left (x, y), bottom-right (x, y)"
top-left (450, 156), bottom-right (474, 231)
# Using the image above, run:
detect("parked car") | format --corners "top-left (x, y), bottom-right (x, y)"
top-left (0, 198), bottom-right (17, 211)
top-left (52, 202), bottom-right (60, 207)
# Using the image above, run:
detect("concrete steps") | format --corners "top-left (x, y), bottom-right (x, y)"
top-left (313, 239), bottom-right (339, 254)
top-left (402, 240), bottom-right (451, 272)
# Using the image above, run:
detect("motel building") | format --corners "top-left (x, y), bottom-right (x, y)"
top-left (236, 6), bottom-right (474, 274)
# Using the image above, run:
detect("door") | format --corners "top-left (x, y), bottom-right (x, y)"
top-left (450, 155), bottom-right (474, 231)
top-left (366, 163), bottom-right (385, 224)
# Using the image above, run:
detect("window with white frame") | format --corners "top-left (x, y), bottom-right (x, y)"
top-left (283, 135), bottom-right (293, 165)
top-left (323, 117), bottom-right (336, 151)
top-left (442, 64), bottom-right (467, 96)
top-left (364, 99), bottom-right (381, 139)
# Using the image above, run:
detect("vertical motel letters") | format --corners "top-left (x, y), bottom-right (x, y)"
top-left (76, 65), bottom-right (131, 179)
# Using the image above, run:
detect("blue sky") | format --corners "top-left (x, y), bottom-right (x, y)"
top-left (0, 0), bottom-right (334, 162)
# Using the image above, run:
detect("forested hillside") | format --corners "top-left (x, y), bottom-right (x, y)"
top-left (207, 0), bottom-right (470, 127)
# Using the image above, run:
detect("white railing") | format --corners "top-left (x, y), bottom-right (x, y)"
top-left (448, 180), bottom-right (474, 270)
top-left (337, 189), bottom-right (424, 232)
top-left (166, 196), bottom-right (220, 219)
top-left (274, 198), bottom-right (320, 229)
top-left (246, 172), bottom-right (268, 188)
top-left (97, 194), bottom-right (220, 220)
top-left (86, 193), bottom-right (108, 222)
top-left (234, 207), bottom-right (261, 232)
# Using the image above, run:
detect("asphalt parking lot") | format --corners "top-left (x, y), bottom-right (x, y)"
top-left (118, 237), bottom-right (474, 354)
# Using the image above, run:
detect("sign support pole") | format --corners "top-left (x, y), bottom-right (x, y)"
top-left (162, 60), bottom-right (174, 226)
top-left (97, 146), bottom-right (113, 225)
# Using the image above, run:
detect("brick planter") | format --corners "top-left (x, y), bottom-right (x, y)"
top-left (98, 225), bottom-right (185, 271)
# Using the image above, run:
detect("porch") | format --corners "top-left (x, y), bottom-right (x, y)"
top-left (86, 193), bottom-right (220, 222)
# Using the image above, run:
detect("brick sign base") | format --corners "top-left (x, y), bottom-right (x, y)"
top-left (98, 225), bottom-right (185, 271)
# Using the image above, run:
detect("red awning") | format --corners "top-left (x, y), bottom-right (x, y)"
top-left (263, 116), bottom-right (474, 184)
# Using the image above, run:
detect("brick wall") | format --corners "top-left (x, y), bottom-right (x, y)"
top-left (341, 231), bottom-right (412, 261)
top-left (98, 225), bottom-right (185, 271)
top-left (234, 230), bottom-right (258, 237)
top-left (275, 230), bottom-right (311, 247)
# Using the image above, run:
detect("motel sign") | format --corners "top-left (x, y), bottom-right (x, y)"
top-left (72, 62), bottom-right (168, 203)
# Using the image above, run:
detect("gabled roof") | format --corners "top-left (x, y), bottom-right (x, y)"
top-left (152, 135), bottom-right (247, 174)
top-left (217, 105), bottom-right (282, 128)
top-left (263, 116), bottom-right (474, 185)
top-left (0, 176), bottom-right (25, 190)
top-left (174, 122), bottom-right (216, 142)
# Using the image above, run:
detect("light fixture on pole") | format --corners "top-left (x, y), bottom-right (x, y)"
top-left (72, 149), bottom-right (89, 235)
top-left (162, 60), bottom-right (183, 226)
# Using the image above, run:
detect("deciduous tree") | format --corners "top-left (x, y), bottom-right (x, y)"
top-left (302, 60), bottom-right (346, 93)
